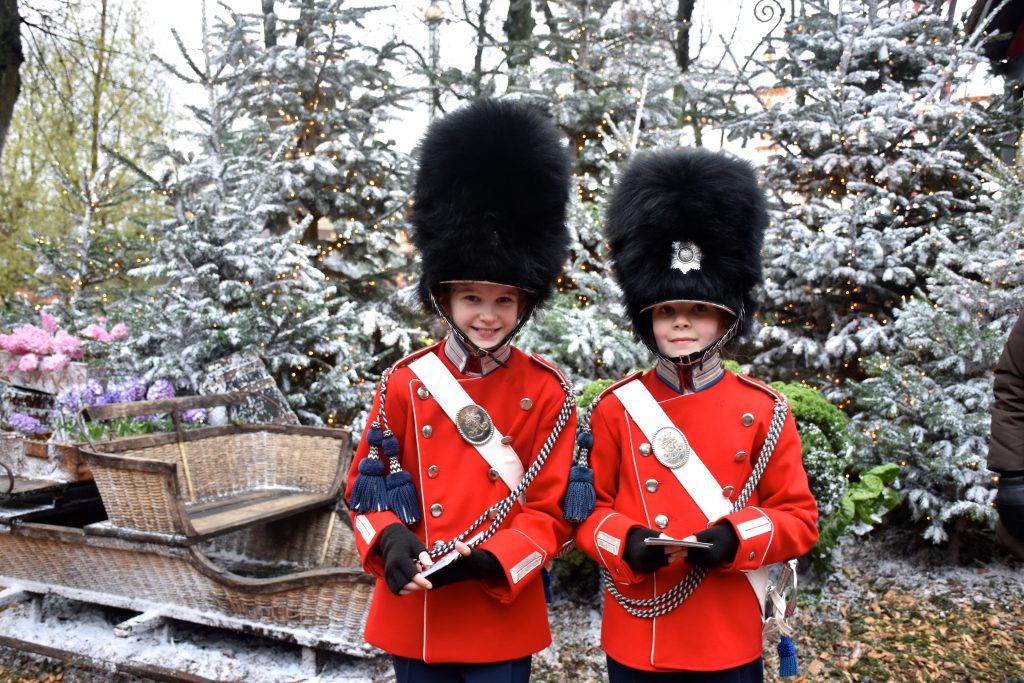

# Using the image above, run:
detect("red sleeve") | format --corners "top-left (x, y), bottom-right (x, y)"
top-left (477, 367), bottom-right (578, 603)
top-left (344, 375), bottom-right (404, 578)
top-left (573, 396), bottom-right (649, 585)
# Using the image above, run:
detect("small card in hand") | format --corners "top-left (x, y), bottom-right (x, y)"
top-left (643, 536), bottom-right (713, 549)
top-left (419, 531), bottom-right (485, 578)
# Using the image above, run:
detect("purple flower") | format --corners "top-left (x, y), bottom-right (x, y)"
top-left (55, 380), bottom-right (107, 411)
top-left (181, 408), bottom-right (207, 424)
top-left (146, 380), bottom-right (175, 401)
top-left (9, 412), bottom-right (47, 435)
top-left (119, 377), bottom-right (148, 403)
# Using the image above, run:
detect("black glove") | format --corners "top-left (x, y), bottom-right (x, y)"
top-left (623, 527), bottom-right (671, 573)
top-left (686, 523), bottom-right (740, 569)
top-left (428, 548), bottom-right (503, 590)
top-left (996, 473), bottom-right (1024, 541)
top-left (379, 523), bottom-right (427, 595)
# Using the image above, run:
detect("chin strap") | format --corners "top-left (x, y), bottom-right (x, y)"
top-left (428, 289), bottom-right (535, 366)
top-left (645, 304), bottom-right (745, 369)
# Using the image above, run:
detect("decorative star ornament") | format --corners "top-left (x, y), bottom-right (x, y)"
top-left (670, 241), bottom-right (703, 274)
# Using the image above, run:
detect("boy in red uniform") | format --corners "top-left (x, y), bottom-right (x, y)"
top-left (564, 149), bottom-right (819, 681)
top-left (345, 99), bottom-right (577, 682)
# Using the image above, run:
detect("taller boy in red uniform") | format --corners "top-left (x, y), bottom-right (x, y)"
top-left (565, 149), bottom-right (818, 681)
top-left (344, 99), bottom-right (577, 683)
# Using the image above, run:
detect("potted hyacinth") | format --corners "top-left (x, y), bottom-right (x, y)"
top-left (0, 311), bottom-right (126, 394)
top-left (2, 378), bottom-right (208, 482)
top-left (51, 378), bottom-right (208, 445)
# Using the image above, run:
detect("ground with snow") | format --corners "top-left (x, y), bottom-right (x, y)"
top-left (1, 526), bottom-right (1021, 682)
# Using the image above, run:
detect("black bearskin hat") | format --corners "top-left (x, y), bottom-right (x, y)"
top-left (605, 148), bottom-right (767, 351)
top-left (410, 99), bottom-right (572, 310)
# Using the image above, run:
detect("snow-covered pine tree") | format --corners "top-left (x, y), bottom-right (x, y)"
top-left (850, 135), bottom-right (1024, 544)
top-left (128, 1), bottom-right (419, 424)
top-left (728, 0), bottom-right (1005, 398)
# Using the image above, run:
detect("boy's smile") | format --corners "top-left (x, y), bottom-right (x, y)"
top-left (446, 282), bottom-right (525, 350)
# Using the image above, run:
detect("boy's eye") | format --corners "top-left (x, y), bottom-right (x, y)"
top-left (658, 305), bottom-right (674, 315)
top-left (693, 304), bottom-right (708, 313)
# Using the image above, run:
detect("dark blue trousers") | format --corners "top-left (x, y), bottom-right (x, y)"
top-left (392, 654), bottom-right (532, 683)
top-left (606, 655), bottom-right (764, 683)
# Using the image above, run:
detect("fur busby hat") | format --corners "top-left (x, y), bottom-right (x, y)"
top-left (410, 99), bottom-right (572, 311)
top-left (605, 148), bottom-right (767, 355)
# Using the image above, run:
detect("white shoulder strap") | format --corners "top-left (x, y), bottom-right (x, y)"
top-left (612, 379), bottom-right (769, 615)
top-left (612, 380), bottom-right (731, 522)
top-left (408, 353), bottom-right (525, 494)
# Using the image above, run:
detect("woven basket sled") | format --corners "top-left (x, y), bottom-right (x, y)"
top-left (0, 391), bottom-right (375, 655)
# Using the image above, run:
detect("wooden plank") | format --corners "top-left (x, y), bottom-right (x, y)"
top-left (187, 492), bottom-right (333, 538)
top-left (0, 586), bottom-right (34, 608)
top-left (85, 391), bottom-right (255, 421)
top-left (114, 609), bottom-right (167, 637)
top-left (7, 477), bottom-right (67, 496)
top-left (185, 489), bottom-right (276, 514)
top-left (0, 634), bottom-right (218, 683)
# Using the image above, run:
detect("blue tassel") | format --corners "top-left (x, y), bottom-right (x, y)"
top-left (576, 431), bottom-right (594, 449)
top-left (382, 434), bottom-right (401, 457)
top-left (563, 465), bottom-right (596, 522)
top-left (386, 469), bottom-right (421, 524)
top-left (778, 635), bottom-right (798, 677)
top-left (365, 425), bottom-right (384, 447)
top-left (541, 568), bottom-right (553, 604)
top-left (348, 457), bottom-right (388, 512)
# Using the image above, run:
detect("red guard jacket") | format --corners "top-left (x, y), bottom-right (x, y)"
top-left (575, 368), bottom-right (818, 672)
top-left (344, 340), bottom-right (576, 663)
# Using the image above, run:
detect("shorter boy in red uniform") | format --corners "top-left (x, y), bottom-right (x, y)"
top-left (345, 99), bottom-right (577, 683)
top-left (564, 149), bottom-right (819, 682)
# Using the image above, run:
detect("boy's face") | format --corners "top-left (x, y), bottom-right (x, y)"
top-left (651, 301), bottom-right (732, 358)
top-left (445, 282), bottom-right (524, 349)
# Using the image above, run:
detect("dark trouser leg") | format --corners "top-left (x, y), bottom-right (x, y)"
top-left (392, 655), bottom-right (460, 683)
top-left (460, 655), bottom-right (532, 683)
top-left (393, 655), bottom-right (532, 683)
top-left (606, 655), bottom-right (764, 683)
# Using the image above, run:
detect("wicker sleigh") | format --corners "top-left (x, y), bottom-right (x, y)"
top-left (0, 392), bottom-right (376, 656)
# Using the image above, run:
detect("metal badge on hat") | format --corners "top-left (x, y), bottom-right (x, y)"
top-left (651, 426), bottom-right (691, 469)
top-left (456, 404), bottom-right (495, 445)
top-left (670, 241), bottom-right (703, 274)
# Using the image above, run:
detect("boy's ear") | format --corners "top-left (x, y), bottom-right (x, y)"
top-left (436, 284), bottom-right (452, 315)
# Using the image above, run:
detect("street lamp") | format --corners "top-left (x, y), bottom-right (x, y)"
top-left (425, 3), bottom-right (445, 121)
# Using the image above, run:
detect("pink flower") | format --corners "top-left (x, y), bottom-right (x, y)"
top-left (40, 311), bottom-right (58, 332)
top-left (51, 330), bottom-right (83, 359)
top-left (17, 353), bottom-right (39, 372)
top-left (79, 324), bottom-right (114, 343)
top-left (0, 333), bottom-right (11, 353)
top-left (10, 325), bottom-right (50, 355)
top-left (96, 316), bottom-right (108, 323)
top-left (41, 353), bottom-right (70, 373)
top-left (5, 361), bottom-right (17, 374)
top-left (109, 323), bottom-right (128, 341)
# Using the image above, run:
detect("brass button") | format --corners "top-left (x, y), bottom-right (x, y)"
top-left (430, 503), bottom-right (443, 518)
top-left (741, 413), bottom-right (754, 427)
top-left (500, 435), bottom-right (513, 445)
top-left (645, 479), bottom-right (659, 493)
top-left (749, 551), bottom-right (756, 561)
top-left (433, 540), bottom-right (444, 552)
top-left (417, 387), bottom-right (430, 400)
top-left (654, 514), bottom-right (669, 529)
top-left (422, 425), bottom-right (433, 438)
top-left (734, 450), bottom-right (748, 462)
top-left (722, 485), bottom-right (735, 498)
top-left (639, 443), bottom-right (652, 456)
top-left (488, 468), bottom-right (500, 481)
top-left (520, 398), bottom-right (533, 410)
top-left (427, 465), bottom-right (439, 478)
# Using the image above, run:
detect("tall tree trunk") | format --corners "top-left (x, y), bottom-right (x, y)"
top-left (88, 0), bottom-right (110, 177)
top-left (471, 0), bottom-right (491, 97)
top-left (262, 0), bottom-right (277, 48)
top-left (504, 0), bottom-right (534, 85)
top-left (674, 0), bottom-right (695, 73)
top-left (0, 0), bottom-right (24, 163)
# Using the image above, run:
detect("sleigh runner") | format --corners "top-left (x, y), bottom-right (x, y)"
top-left (0, 391), bottom-right (375, 656)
